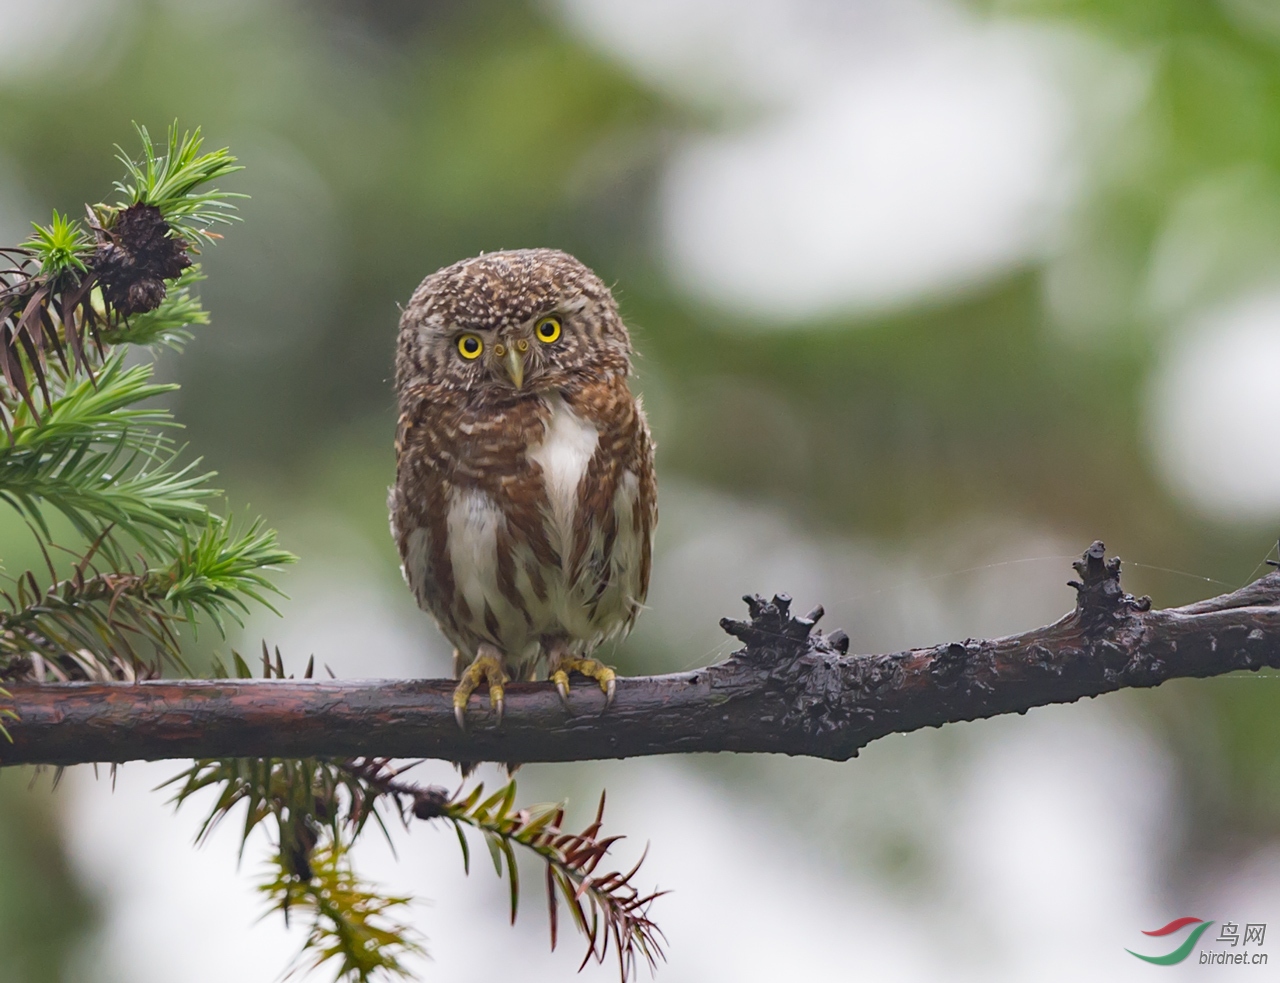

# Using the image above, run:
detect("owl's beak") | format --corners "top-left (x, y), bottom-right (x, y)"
top-left (502, 346), bottom-right (525, 389)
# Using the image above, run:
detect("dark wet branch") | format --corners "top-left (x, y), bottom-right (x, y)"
top-left (3, 542), bottom-right (1278, 767)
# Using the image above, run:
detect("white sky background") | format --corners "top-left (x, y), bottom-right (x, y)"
top-left (555, 0), bottom-right (1086, 321)
top-left (1147, 290), bottom-right (1280, 523)
top-left (0, 0), bottom-right (121, 82)
top-left (1140, 170), bottom-right (1280, 520)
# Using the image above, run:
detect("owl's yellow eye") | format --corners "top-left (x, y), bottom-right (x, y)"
top-left (457, 334), bottom-right (483, 360)
top-left (534, 316), bottom-right (562, 344)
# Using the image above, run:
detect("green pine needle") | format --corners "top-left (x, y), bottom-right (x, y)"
top-left (169, 755), bottom-right (426, 982)
top-left (0, 353), bottom-right (216, 559)
top-left (164, 515), bottom-right (296, 635)
top-left (0, 687), bottom-right (15, 743)
top-left (6, 354), bottom-right (175, 450)
top-left (263, 840), bottom-right (425, 983)
top-left (24, 210), bottom-right (92, 280)
top-left (112, 122), bottom-right (245, 246)
top-left (0, 514), bottom-right (292, 674)
top-left (168, 745), bottom-right (666, 983)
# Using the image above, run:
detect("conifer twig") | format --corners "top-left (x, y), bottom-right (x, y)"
top-left (343, 760), bottom-right (666, 979)
top-left (3, 543), bottom-right (1277, 765)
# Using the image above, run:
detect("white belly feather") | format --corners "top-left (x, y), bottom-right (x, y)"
top-left (427, 394), bottom-right (645, 663)
top-left (527, 393), bottom-right (598, 563)
top-left (445, 487), bottom-right (503, 628)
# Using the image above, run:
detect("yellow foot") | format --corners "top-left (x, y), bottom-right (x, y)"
top-left (453, 644), bottom-right (510, 730)
top-left (549, 654), bottom-right (617, 707)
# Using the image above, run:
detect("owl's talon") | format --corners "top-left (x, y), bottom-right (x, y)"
top-left (454, 705), bottom-right (466, 731)
top-left (548, 655), bottom-right (618, 708)
top-left (551, 670), bottom-right (571, 705)
top-left (453, 647), bottom-right (510, 729)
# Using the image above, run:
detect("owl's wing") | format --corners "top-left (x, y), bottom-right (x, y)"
top-left (632, 397), bottom-right (657, 605)
top-left (568, 376), bottom-right (657, 617)
top-left (390, 394), bottom-right (458, 619)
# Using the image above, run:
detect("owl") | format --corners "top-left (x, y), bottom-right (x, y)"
top-left (389, 249), bottom-right (656, 728)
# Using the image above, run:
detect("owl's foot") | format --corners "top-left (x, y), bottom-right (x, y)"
top-left (453, 644), bottom-right (510, 730)
top-left (549, 654), bottom-right (617, 707)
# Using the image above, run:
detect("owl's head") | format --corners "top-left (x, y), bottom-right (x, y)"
top-left (396, 249), bottom-right (633, 398)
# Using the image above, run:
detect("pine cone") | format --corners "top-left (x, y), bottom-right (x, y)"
top-left (92, 203), bottom-right (191, 316)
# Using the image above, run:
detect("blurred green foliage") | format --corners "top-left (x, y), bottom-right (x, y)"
top-left (0, 770), bottom-right (94, 982)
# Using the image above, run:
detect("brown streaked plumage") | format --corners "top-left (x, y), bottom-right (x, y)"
top-left (389, 249), bottom-right (656, 728)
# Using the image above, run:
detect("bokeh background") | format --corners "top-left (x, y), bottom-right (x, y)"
top-left (2, 0), bottom-right (1280, 979)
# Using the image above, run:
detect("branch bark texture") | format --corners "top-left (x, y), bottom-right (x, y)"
top-left (3, 542), bottom-right (1278, 767)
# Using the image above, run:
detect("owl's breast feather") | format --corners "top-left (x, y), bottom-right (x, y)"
top-left (393, 381), bottom-right (648, 660)
top-left (526, 392), bottom-right (598, 561)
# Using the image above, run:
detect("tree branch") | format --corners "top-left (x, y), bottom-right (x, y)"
top-left (3, 542), bottom-right (1277, 767)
